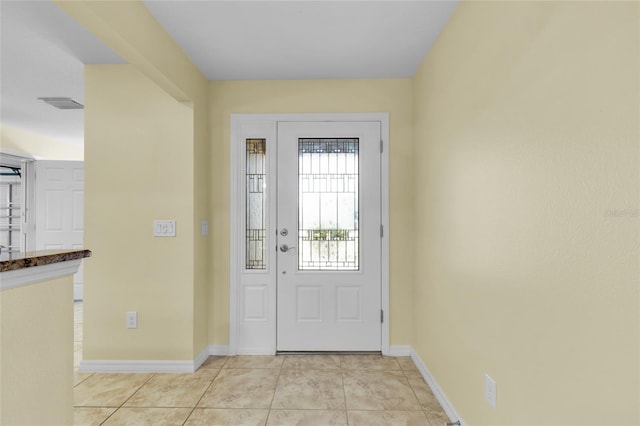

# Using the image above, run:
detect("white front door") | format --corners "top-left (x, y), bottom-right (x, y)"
top-left (35, 161), bottom-right (84, 300)
top-left (276, 121), bottom-right (381, 351)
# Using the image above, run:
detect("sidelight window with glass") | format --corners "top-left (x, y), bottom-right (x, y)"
top-left (245, 139), bottom-right (267, 270)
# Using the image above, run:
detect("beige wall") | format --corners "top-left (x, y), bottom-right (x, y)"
top-left (0, 276), bottom-right (74, 425)
top-left (412, 1), bottom-right (639, 424)
top-left (72, 0), bottom-right (211, 361)
top-left (0, 124), bottom-right (83, 160)
top-left (193, 88), bottom-right (211, 357)
top-left (84, 65), bottom-right (196, 360)
top-left (208, 79), bottom-right (414, 346)
top-left (55, 3), bottom-right (640, 422)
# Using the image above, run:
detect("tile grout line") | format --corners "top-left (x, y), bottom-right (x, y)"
top-left (96, 373), bottom-right (156, 426)
top-left (97, 407), bottom-right (119, 426)
top-left (339, 356), bottom-right (352, 426)
top-left (401, 361), bottom-right (436, 426)
top-left (76, 354), bottom-right (444, 425)
top-left (393, 358), bottom-right (428, 417)
top-left (73, 372), bottom-right (94, 388)
top-left (264, 355), bottom-right (286, 425)
top-left (181, 356), bottom-right (229, 425)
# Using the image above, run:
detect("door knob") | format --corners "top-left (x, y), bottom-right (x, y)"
top-left (280, 244), bottom-right (296, 252)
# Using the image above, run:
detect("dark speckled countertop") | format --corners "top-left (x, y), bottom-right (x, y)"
top-left (0, 249), bottom-right (92, 273)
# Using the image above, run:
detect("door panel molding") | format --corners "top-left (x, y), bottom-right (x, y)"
top-left (276, 121), bottom-right (381, 351)
top-left (34, 160), bottom-right (84, 300)
top-left (230, 113), bottom-right (389, 355)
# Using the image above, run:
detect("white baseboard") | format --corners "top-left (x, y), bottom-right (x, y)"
top-left (193, 347), bottom-right (210, 370)
top-left (208, 345), bottom-right (230, 356)
top-left (237, 347), bottom-right (276, 355)
top-left (388, 345), bottom-right (412, 356)
top-left (79, 359), bottom-right (197, 373)
top-left (79, 345), bottom-right (231, 373)
top-left (410, 347), bottom-right (464, 426)
top-left (79, 333), bottom-right (463, 426)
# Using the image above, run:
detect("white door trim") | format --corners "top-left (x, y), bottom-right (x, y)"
top-left (229, 113), bottom-right (390, 355)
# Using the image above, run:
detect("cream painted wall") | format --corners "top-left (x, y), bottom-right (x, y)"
top-left (412, 1), bottom-right (639, 424)
top-left (55, 5), bottom-right (639, 423)
top-left (84, 65), bottom-right (196, 360)
top-left (0, 124), bottom-right (83, 160)
top-left (0, 276), bottom-right (74, 425)
top-left (56, 0), bottom-right (211, 360)
top-left (193, 87), bottom-right (211, 357)
top-left (208, 79), bottom-right (414, 346)
top-left (55, 1), bottom-right (202, 103)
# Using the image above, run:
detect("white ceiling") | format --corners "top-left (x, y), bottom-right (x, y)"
top-left (0, 1), bottom-right (458, 147)
top-left (143, 1), bottom-right (458, 80)
top-left (0, 1), bottom-right (124, 146)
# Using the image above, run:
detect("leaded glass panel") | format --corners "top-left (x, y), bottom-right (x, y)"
top-left (298, 138), bottom-right (359, 270)
top-left (246, 139), bottom-right (266, 269)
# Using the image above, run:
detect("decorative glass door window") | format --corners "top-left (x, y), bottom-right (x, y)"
top-left (298, 138), bottom-right (359, 270)
top-left (246, 139), bottom-right (267, 269)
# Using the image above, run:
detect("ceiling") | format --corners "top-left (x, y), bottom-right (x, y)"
top-left (0, 1), bottom-right (458, 147)
top-left (0, 1), bottom-right (124, 146)
top-left (143, 1), bottom-right (458, 80)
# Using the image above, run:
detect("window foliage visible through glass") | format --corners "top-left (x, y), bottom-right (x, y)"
top-left (246, 139), bottom-right (266, 270)
top-left (298, 138), bottom-right (359, 271)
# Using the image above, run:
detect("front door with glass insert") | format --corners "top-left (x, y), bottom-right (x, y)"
top-left (276, 121), bottom-right (381, 351)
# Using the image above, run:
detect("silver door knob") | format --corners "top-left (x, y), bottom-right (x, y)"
top-left (280, 244), bottom-right (296, 252)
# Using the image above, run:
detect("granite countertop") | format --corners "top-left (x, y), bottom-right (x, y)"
top-left (0, 249), bottom-right (92, 273)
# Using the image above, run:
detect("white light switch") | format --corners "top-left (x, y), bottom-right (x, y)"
top-left (201, 220), bottom-right (209, 236)
top-left (154, 220), bottom-right (176, 237)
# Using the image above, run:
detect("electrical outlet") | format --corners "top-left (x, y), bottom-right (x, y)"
top-left (484, 373), bottom-right (497, 409)
top-left (127, 311), bottom-right (138, 329)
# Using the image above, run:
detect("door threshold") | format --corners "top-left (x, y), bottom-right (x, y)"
top-left (276, 351), bottom-right (382, 356)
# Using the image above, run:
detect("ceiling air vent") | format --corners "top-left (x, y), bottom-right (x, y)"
top-left (38, 97), bottom-right (84, 110)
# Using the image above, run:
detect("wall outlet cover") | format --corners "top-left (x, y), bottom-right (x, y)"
top-left (484, 373), bottom-right (497, 409)
top-left (127, 311), bottom-right (138, 329)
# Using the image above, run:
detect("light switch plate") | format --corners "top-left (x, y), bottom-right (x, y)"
top-left (154, 220), bottom-right (176, 237)
top-left (201, 220), bottom-right (209, 236)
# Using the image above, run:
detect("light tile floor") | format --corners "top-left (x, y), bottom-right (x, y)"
top-left (73, 304), bottom-right (450, 426)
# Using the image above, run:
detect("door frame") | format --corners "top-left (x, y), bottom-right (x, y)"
top-left (229, 113), bottom-right (390, 355)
